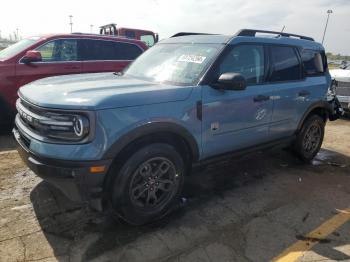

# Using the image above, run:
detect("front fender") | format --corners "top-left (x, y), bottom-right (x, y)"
top-left (103, 121), bottom-right (200, 161)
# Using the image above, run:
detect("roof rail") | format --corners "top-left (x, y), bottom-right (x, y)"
top-left (236, 29), bottom-right (314, 41)
top-left (171, 32), bottom-right (216, 38)
top-left (71, 32), bottom-right (129, 39)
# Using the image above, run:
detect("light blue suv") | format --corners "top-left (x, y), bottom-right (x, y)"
top-left (14, 29), bottom-right (342, 225)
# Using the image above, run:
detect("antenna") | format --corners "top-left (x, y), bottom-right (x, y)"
top-left (69, 15), bottom-right (73, 33)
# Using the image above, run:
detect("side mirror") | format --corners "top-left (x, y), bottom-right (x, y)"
top-left (214, 72), bottom-right (247, 91)
top-left (21, 50), bottom-right (42, 64)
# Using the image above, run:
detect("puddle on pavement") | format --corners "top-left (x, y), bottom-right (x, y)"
top-left (311, 149), bottom-right (347, 168)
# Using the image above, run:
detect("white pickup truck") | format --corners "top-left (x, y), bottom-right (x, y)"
top-left (330, 64), bottom-right (350, 113)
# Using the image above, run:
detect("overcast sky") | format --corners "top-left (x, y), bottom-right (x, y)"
top-left (0, 0), bottom-right (349, 54)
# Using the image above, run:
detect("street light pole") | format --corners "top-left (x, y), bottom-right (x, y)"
top-left (90, 24), bottom-right (93, 33)
top-left (69, 15), bottom-right (73, 33)
top-left (322, 10), bottom-right (333, 44)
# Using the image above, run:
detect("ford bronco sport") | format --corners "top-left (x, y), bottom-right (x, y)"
top-left (14, 29), bottom-right (342, 225)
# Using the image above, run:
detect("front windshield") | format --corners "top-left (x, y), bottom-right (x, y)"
top-left (0, 36), bottom-right (41, 60)
top-left (124, 43), bottom-right (222, 85)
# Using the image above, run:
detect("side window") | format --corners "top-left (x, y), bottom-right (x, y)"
top-left (36, 41), bottom-right (54, 61)
top-left (117, 42), bottom-right (143, 60)
top-left (219, 45), bottom-right (265, 85)
top-left (270, 46), bottom-right (301, 82)
top-left (140, 35), bottom-right (155, 47)
top-left (36, 39), bottom-right (77, 62)
top-left (80, 39), bottom-right (143, 61)
top-left (301, 49), bottom-right (325, 76)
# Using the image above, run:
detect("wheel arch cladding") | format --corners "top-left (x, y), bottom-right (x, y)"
top-left (297, 101), bottom-right (331, 132)
top-left (103, 121), bottom-right (199, 162)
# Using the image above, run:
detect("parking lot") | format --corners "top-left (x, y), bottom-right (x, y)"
top-left (0, 119), bottom-right (350, 262)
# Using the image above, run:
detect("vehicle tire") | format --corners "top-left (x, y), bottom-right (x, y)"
top-left (110, 143), bottom-right (185, 225)
top-left (293, 115), bottom-right (325, 162)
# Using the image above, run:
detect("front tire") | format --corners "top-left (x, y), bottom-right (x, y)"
top-left (110, 143), bottom-right (185, 225)
top-left (293, 115), bottom-right (325, 162)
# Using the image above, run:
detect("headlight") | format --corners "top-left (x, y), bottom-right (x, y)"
top-left (41, 113), bottom-right (90, 141)
top-left (16, 99), bottom-right (93, 143)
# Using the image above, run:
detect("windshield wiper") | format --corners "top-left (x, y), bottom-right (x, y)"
top-left (113, 71), bottom-right (124, 76)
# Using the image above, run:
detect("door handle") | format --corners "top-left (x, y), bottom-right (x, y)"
top-left (254, 95), bottom-right (270, 102)
top-left (298, 90), bottom-right (310, 97)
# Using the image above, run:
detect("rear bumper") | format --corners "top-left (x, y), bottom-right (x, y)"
top-left (13, 127), bottom-right (112, 210)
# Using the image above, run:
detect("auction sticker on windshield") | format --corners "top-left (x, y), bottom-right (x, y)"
top-left (178, 54), bottom-right (206, 64)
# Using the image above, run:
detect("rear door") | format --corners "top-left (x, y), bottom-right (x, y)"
top-left (15, 38), bottom-right (81, 88)
top-left (80, 39), bottom-right (144, 73)
top-left (267, 45), bottom-right (314, 139)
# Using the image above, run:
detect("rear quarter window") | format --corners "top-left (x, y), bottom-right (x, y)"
top-left (301, 49), bottom-right (326, 76)
top-left (80, 39), bottom-right (143, 61)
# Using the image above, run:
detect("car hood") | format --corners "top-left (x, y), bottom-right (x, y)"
top-left (330, 69), bottom-right (350, 82)
top-left (19, 73), bottom-right (194, 110)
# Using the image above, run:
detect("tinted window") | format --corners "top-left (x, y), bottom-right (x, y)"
top-left (80, 39), bottom-right (142, 61)
top-left (270, 46), bottom-right (301, 82)
top-left (36, 39), bottom-right (77, 62)
top-left (219, 45), bottom-right (265, 85)
top-left (301, 49), bottom-right (325, 76)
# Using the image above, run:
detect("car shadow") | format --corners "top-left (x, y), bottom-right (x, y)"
top-left (0, 133), bottom-right (16, 152)
top-left (30, 147), bottom-right (350, 261)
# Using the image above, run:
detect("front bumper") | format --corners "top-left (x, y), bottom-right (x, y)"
top-left (13, 127), bottom-right (112, 210)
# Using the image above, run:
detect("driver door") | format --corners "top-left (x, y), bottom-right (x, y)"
top-left (15, 38), bottom-right (82, 88)
top-left (201, 44), bottom-right (274, 159)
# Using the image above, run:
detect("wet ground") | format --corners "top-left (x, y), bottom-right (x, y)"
top-left (0, 119), bottom-right (350, 262)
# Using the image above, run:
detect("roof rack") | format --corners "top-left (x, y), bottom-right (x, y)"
top-left (236, 29), bottom-right (314, 41)
top-left (72, 32), bottom-right (129, 39)
top-left (171, 32), bottom-right (216, 38)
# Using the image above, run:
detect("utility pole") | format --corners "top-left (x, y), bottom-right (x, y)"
top-left (69, 15), bottom-right (73, 33)
top-left (90, 24), bottom-right (94, 33)
top-left (322, 10), bottom-right (333, 44)
top-left (16, 28), bottom-right (19, 40)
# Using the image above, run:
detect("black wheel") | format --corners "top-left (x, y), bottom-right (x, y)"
top-left (293, 115), bottom-right (325, 162)
top-left (110, 143), bottom-right (185, 225)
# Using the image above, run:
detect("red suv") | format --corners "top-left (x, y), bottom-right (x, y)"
top-left (0, 33), bottom-right (148, 129)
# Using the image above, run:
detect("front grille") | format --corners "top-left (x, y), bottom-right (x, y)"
top-left (16, 99), bottom-right (48, 136)
top-left (19, 131), bottom-right (31, 148)
top-left (336, 81), bottom-right (350, 96)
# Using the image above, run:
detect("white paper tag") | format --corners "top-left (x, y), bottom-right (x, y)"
top-left (178, 54), bottom-right (206, 64)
